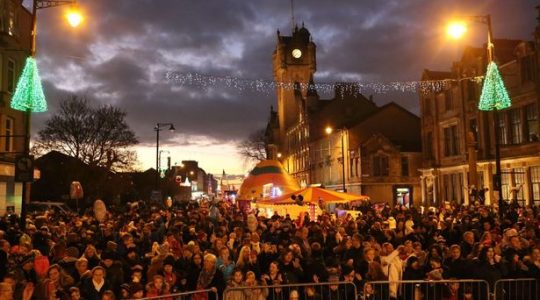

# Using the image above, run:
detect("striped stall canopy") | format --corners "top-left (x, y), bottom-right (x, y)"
top-left (237, 160), bottom-right (300, 201)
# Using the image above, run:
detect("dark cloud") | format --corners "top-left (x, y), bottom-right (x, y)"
top-left (29, 0), bottom-right (539, 152)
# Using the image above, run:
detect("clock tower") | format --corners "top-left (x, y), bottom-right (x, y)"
top-left (272, 24), bottom-right (316, 149)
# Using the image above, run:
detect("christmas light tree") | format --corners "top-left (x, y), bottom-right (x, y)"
top-left (478, 61), bottom-right (511, 111)
top-left (10, 57), bottom-right (47, 113)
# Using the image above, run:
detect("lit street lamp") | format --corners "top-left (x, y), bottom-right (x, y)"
top-left (12, 0), bottom-right (83, 229)
top-left (447, 15), bottom-right (511, 221)
top-left (155, 123), bottom-right (175, 190)
top-left (325, 126), bottom-right (347, 192)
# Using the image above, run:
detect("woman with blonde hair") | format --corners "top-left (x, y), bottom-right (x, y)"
top-left (236, 245), bottom-right (252, 269)
top-left (81, 245), bottom-right (100, 269)
top-left (194, 253), bottom-right (225, 300)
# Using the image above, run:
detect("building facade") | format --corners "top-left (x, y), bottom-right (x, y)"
top-left (266, 25), bottom-right (422, 206)
top-left (419, 10), bottom-right (540, 207)
top-left (0, 0), bottom-right (32, 215)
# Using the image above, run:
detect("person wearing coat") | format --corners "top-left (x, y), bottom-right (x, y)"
top-left (80, 266), bottom-right (111, 300)
top-left (194, 253), bottom-right (225, 300)
top-left (473, 247), bottom-right (506, 293)
top-left (380, 244), bottom-right (404, 299)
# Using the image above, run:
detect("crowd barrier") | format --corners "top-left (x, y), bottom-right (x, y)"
top-left (134, 278), bottom-right (540, 300)
top-left (223, 281), bottom-right (358, 300)
top-left (133, 288), bottom-right (218, 300)
top-left (364, 279), bottom-right (489, 300)
top-left (494, 278), bottom-right (539, 300)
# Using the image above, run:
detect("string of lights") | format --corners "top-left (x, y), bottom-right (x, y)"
top-left (165, 71), bottom-right (484, 95)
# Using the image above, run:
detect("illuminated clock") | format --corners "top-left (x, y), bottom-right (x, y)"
top-left (292, 48), bottom-right (302, 58)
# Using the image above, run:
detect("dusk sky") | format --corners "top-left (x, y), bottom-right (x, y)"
top-left (26, 0), bottom-right (539, 175)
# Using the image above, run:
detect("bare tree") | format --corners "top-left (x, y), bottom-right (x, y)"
top-left (237, 128), bottom-right (267, 162)
top-left (33, 95), bottom-right (138, 171)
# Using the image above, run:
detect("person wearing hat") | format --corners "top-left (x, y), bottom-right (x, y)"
top-left (120, 283), bottom-right (131, 299)
top-left (58, 247), bottom-right (79, 279)
top-left (100, 251), bottom-right (124, 298)
top-left (161, 255), bottom-right (178, 292)
top-left (130, 265), bottom-right (145, 285)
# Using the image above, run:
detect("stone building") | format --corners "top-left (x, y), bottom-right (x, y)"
top-left (419, 8), bottom-right (540, 207)
top-left (266, 24), bottom-right (421, 205)
top-left (0, 0), bottom-right (33, 215)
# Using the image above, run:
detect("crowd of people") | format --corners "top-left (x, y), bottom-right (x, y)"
top-left (0, 198), bottom-right (538, 300)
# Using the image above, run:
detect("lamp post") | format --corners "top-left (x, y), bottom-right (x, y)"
top-left (155, 123), bottom-right (175, 190)
top-left (448, 15), bottom-right (511, 222)
top-left (325, 126), bottom-right (347, 192)
top-left (11, 0), bottom-right (83, 229)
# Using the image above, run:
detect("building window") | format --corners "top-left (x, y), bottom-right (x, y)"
top-left (4, 117), bottom-right (13, 152)
top-left (443, 173), bottom-right (464, 203)
top-left (1, 0), bottom-right (18, 36)
top-left (498, 113), bottom-right (508, 145)
top-left (467, 80), bottom-right (476, 102)
top-left (373, 155), bottom-right (389, 177)
top-left (525, 104), bottom-right (538, 142)
top-left (401, 156), bottom-right (409, 177)
top-left (509, 109), bottom-right (522, 144)
top-left (513, 168), bottom-right (526, 206)
top-left (502, 168), bottom-right (526, 206)
top-left (7, 59), bottom-right (15, 93)
top-left (444, 125), bottom-right (459, 156)
top-left (521, 55), bottom-right (535, 83)
top-left (444, 89), bottom-right (453, 111)
top-left (532, 166), bottom-right (540, 206)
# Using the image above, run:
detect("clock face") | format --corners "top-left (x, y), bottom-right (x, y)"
top-left (292, 48), bottom-right (302, 58)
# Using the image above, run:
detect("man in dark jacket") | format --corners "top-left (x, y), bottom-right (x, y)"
top-left (444, 244), bottom-right (471, 279)
top-left (100, 251), bottom-right (124, 298)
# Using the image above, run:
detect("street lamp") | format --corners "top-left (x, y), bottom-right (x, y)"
top-left (447, 15), bottom-right (511, 222)
top-left (65, 5), bottom-right (84, 27)
top-left (155, 123), bottom-right (175, 190)
top-left (11, 0), bottom-right (83, 229)
top-left (325, 126), bottom-right (347, 192)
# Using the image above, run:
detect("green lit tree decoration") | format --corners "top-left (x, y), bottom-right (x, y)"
top-left (10, 57), bottom-right (47, 113)
top-left (478, 61), bottom-right (511, 111)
